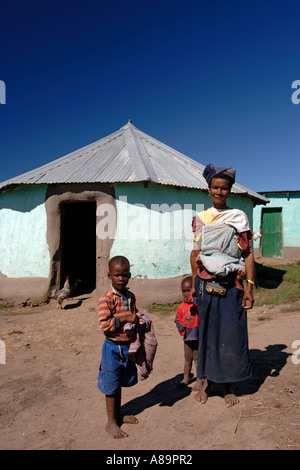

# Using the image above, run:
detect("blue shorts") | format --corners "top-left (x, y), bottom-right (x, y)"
top-left (97, 338), bottom-right (137, 395)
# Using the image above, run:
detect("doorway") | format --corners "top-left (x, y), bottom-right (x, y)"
top-left (261, 207), bottom-right (283, 257)
top-left (60, 201), bottom-right (96, 294)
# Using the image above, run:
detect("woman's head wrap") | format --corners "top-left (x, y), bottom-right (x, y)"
top-left (203, 164), bottom-right (236, 187)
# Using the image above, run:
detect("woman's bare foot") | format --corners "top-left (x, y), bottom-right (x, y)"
top-left (106, 422), bottom-right (128, 439)
top-left (194, 379), bottom-right (211, 403)
top-left (192, 378), bottom-right (203, 392)
top-left (223, 383), bottom-right (239, 407)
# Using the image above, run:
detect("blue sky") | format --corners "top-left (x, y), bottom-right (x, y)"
top-left (1, 0), bottom-right (300, 192)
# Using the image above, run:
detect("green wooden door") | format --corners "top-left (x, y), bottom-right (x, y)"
top-left (262, 207), bottom-right (282, 257)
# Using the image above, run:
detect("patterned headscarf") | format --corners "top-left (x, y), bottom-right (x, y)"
top-left (203, 164), bottom-right (236, 187)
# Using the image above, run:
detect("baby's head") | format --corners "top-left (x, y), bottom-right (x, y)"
top-left (181, 276), bottom-right (193, 302)
top-left (108, 255), bottom-right (131, 292)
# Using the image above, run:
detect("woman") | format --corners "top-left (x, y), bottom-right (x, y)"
top-left (190, 164), bottom-right (254, 407)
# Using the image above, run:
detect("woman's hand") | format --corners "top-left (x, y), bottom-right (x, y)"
top-left (242, 285), bottom-right (254, 309)
top-left (243, 251), bottom-right (255, 309)
top-left (191, 286), bottom-right (196, 297)
top-left (190, 249), bottom-right (200, 298)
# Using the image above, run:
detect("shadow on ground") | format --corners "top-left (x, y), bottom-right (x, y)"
top-left (122, 344), bottom-right (291, 415)
top-left (122, 374), bottom-right (192, 416)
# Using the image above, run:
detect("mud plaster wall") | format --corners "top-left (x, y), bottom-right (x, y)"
top-left (0, 185), bottom-right (50, 277)
top-left (0, 185), bottom-right (51, 302)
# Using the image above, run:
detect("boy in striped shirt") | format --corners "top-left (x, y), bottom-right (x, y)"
top-left (97, 255), bottom-right (138, 439)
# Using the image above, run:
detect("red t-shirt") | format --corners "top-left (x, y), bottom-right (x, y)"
top-left (174, 296), bottom-right (199, 342)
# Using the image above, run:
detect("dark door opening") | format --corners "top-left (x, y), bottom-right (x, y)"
top-left (60, 201), bottom-right (96, 295)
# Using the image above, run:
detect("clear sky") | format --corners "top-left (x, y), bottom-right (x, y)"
top-left (1, 0), bottom-right (300, 192)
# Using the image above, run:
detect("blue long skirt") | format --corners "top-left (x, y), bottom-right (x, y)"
top-left (195, 275), bottom-right (252, 384)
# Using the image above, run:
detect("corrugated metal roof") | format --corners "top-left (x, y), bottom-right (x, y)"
top-left (258, 190), bottom-right (300, 195)
top-left (0, 121), bottom-right (268, 204)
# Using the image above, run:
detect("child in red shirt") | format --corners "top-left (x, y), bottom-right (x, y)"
top-left (174, 276), bottom-right (202, 391)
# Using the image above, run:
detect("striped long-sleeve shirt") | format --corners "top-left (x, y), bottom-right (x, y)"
top-left (98, 286), bottom-right (138, 343)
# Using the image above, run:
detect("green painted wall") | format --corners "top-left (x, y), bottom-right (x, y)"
top-left (253, 193), bottom-right (300, 248)
top-left (0, 185), bottom-right (50, 277)
top-left (110, 183), bottom-right (254, 279)
top-left (0, 182), bottom-right (255, 281)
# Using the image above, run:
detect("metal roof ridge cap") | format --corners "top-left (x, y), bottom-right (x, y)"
top-left (123, 123), bottom-right (155, 182)
top-left (129, 124), bottom-right (160, 183)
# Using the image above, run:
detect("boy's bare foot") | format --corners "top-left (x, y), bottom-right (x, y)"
top-left (106, 422), bottom-right (128, 439)
top-left (122, 415), bottom-right (138, 424)
top-left (106, 415), bottom-right (138, 438)
top-left (223, 383), bottom-right (239, 407)
top-left (194, 379), bottom-right (211, 404)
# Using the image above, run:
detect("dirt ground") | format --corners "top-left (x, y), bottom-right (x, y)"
top-left (0, 288), bottom-right (300, 451)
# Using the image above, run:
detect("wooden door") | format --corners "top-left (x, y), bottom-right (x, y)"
top-left (261, 207), bottom-right (282, 257)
